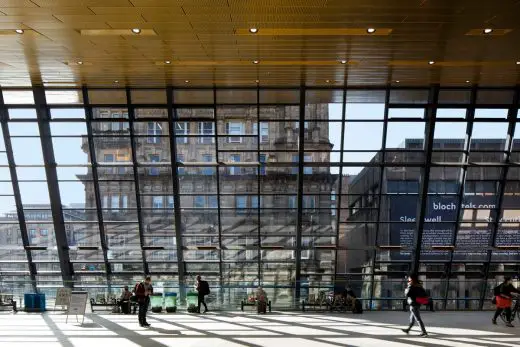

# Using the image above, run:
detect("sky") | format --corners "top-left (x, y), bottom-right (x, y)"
top-left (0, 104), bottom-right (514, 215)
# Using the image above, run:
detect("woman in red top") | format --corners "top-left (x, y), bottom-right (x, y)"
top-left (493, 277), bottom-right (519, 327)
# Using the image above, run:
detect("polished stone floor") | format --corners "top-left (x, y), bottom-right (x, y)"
top-left (0, 309), bottom-right (519, 346)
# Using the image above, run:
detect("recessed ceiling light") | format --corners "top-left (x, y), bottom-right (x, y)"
top-left (185, 80), bottom-right (190, 83)
top-left (253, 60), bottom-right (259, 64)
top-left (325, 79), bottom-right (330, 83)
top-left (165, 60), bottom-right (171, 64)
top-left (395, 80), bottom-right (400, 83)
top-left (114, 80), bottom-right (119, 83)
top-left (517, 61), bottom-right (520, 65)
top-left (249, 28), bottom-right (258, 34)
top-left (131, 28), bottom-right (142, 34)
top-left (428, 60), bottom-right (435, 65)
top-left (367, 28), bottom-right (376, 34)
top-left (255, 79), bottom-right (260, 83)
top-left (15, 29), bottom-right (24, 34)
top-left (483, 28), bottom-right (493, 34)
top-left (77, 61), bottom-right (83, 65)
top-left (340, 60), bottom-right (347, 64)
top-left (466, 80), bottom-right (470, 83)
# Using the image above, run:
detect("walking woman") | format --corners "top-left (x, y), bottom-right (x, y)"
top-left (492, 276), bottom-right (519, 327)
top-left (402, 273), bottom-right (428, 337)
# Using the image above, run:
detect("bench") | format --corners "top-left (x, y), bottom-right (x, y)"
top-left (241, 299), bottom-right (272, 313)
top-left (89, 298), bottom-right (136, 313)
top-left (0, 300), bottom-right (17, 313)
top-left (301, 293), bottom-right (330, 312)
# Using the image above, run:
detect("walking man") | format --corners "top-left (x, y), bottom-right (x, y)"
top-left (402, 273), bottom-right (428, 337)
top-left (135, 276), bottom-right (153, 327)
top-left (196, 275), bottom-right (210, 313)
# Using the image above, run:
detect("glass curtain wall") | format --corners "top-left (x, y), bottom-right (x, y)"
top-left (0, 86), bottom-right (519, 310)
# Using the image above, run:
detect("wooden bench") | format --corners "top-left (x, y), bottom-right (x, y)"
top-left (0, 300), bottom-right (17, 312)
top-left (301, 293), bottom-right (330, 312)
top-left (241, 299), bottom-right (271, 312)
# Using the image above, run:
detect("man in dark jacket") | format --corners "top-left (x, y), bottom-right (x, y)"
top-left (135, 276), bottom-right (153, 327)
top-left (196, 275), bottom-right (209, 313)
top-left (402, 274), bottom-right (428, 337)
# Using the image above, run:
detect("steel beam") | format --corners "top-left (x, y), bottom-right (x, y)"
top-left (478, 85), bottom-right (520, 310)
top-left (125, 88), bottom-right (149, 275)
top-left (33, 87), bottom-right (74, 287)
top-left (412, 84), bottom-right (440, 273)
top-left (256, 86), bottom-right (262, 284)
top-left (294, 86), bottom-right (306, 306)
top-left (212, 86), bottom-right (225, 305)
top-left (82, 87), bottom-right (112, 285)
top-left (167, 86), bottom-right (187, 303)
top-left (0, 91), bottom-right (37, 292)
top-left (441, 86), bottom-right (477, 310)
top-left (369, 85), bottom-right (391, 308)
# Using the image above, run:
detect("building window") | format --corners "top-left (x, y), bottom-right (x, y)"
top-left (208, 196), bottom-right (218, 208)
top-left (202, 154), bottom-right (214, 175)
top-left (29, 229), bottom-right (37, 239)
top-left (111, 112), bottom-right (121, 131)
top-left (149, 154), bottom-right (160, 176)
top-left (122, 195), bottom-right (128, 209)
top-left (147, 122), bottom-right (162, 144)
top-left (111, 195), bottom-right (120, 212)
top-left (253, 122), bottom-right (269, 143)
top-left (259, 154), bottom-right (267, 175)
top-left (175, 122), bottom-right (188, 144)
top-left (102, 196), bottom-right (108, 209)
top-left (152, 196), bottom-right (163, 208)
top-left (40, 229), bottom-right (48, 237)
top-left (304, 155), bottom-right (312, 175)
top-left (251, 196), bottom-right (263, 209)
top-left (236, 196), bottom-right (247, 213)
top-left (294, 121), bottom-right (309, 129)
top-left (292, 154), bottom-right (299, 175)
top-left (198, 122), bottom-right (214, 144)
top-left (288, 196), bottom-right (297, 209)
top-left (331, 204), bottom-right (336, 216)
top-left (194, 196), bottom-right (205, 208)
top-left (229, 154), bottom-right (241, 175)
top-left (303, 196), bottom-right (315, 209)
top-left (168, 196), bottom-right (174, 208)
top-left (226, 121), bottom-right (244, 143)
top-left (103, 154), bottom-right (115, 174)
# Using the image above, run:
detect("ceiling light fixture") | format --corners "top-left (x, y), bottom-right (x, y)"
top-left (253, 60), bottom-right (259, 64)
top-left (114, 80), bottom-right (119, 83)
top-left (367, 28), bottom-right (376, 34)
top-left (15, 29), bottom-right (24, 34)
top-left (249, 27), bottom-right (258, 34)
top-left (395, 80), bottom-right (400, 83)
top-left (77, 61), bottom-right (83, 65)
top-left (517, 61), bottom-right (520, 65)
top-left (483, 28), bottom-right (493, 34)
top-left (340, 60), bottom-right (347, 64)
top-left (325, 79), bottom-right (331, 83)
top-left (255, 79), bottom-right (260, 83)
top-left (131, 28), bottom-right (142, 34)
top-left (466, 80), bottom-right (470, 83)
top-left (165, 60), bottom-right (171, 64)
top-left (428, 60), bottom-right (435, 65)
top-left (185, 80), bottom-right (190, 83)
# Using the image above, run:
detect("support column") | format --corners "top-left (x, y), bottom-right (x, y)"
top-left (33, 87), bottom-right (73, 287)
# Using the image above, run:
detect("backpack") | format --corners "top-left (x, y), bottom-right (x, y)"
top-left (134, 282), bottom-right (145, 296)
top-left (201, 280), bottom-right (210, 295)
top-left (415, 286), bottom-right (429, 305)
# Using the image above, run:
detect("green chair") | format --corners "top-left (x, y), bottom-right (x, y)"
top-left (150, 293), bottom-right (163, 313)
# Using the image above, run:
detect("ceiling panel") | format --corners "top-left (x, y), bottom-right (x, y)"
top-left (0, 0), bottom-right (517, 87)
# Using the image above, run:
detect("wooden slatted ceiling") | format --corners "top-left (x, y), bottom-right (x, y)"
top-left (0, 0), bottom-right (518, 87)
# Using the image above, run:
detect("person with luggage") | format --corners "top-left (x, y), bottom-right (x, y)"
top-left (492, 276), bottom-right (519, 327)
top-left (401, 274), bottom-right (428, 337)
top-left (196, 275), bottom-right (210, 313)
top-left (255, 286), bottom-right (268, 314)
top-left (135, 276), bottom-right (153, 327)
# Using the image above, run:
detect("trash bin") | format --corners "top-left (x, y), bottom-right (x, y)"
top-left (150, 293), bottom-right (163, 313)
top-left (24, 293), bottom-right (46, 312)
top-left (164, 292), bottom-right (177, 313)
top-left (187, 291), bottom-right (198, 312)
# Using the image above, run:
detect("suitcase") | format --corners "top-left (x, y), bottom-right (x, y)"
top-left (257, 301), bottom-right (267, 314)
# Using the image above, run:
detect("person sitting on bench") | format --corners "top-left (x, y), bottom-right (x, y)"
top-left (255, 287), bottom-right (268, 314)
top-left (118, 286), bottom-right (132, 314)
